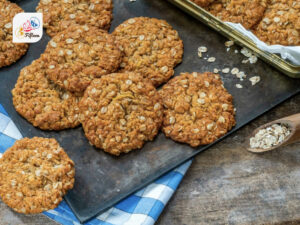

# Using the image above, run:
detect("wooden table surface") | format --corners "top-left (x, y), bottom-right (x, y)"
top-left (1, 94), bottom-right (299, 225)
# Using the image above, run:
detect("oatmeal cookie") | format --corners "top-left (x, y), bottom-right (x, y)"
top-left (159, 72), bottom-right (236, 147)
top-left (79, 72), bottom-right (163, 156)
top-left (41, 24), bottom-right (122, 93)
top-left (113, 17), bottom-right (183, 87)
top-left (206, 0), bottom-right (267, 30)
top-left (0, 0), bottom-right (28, 68)
top-left (253, 0), bottom-right (300, 46)
top-left (12, 59), bottom-right (81, 130)
top-left (36, 0), bottom-right (113, 37)
top-left (0, 137), bottom-right (75, 214)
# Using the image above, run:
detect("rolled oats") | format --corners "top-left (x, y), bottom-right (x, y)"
top-left (249, 76), bottom-right (261, 85)
top-left (250, 123), bottom-right (291, 149)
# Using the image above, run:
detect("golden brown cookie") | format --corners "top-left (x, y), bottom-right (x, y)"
top-left (36, 0), bottom-right (113, 37)
top-left (205, 0), bottom-right (267, 30)
top-left (0, 137), bottom-right (75, 214)
top-left (0, 0), bottom-right (28, 68)
top-left (12, 59), bottom-right (81, 130)
top-left (41, 24), bottom-right (122, 93)
top-left (253, 0), bottom-right (300, 46)
top-left (159, 72), bottom-right (236, 147)
top-left (79, 72), bottom-right (163, 156)
top-left (113, 17), bottom-right (184, 87)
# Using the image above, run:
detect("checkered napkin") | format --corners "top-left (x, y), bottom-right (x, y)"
top-left (0, 104), bottom-right (192, 225)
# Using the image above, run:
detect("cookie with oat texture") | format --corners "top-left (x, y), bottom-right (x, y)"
top-left (79, 72), bottom-right (163, 156)
top-left (0, 137), bottom-right (75, 214)
top-left (159, 72), bottom-right (236, 147)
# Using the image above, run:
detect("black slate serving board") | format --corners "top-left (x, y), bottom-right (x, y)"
top-left (1, 0), bottom-right (300, 223)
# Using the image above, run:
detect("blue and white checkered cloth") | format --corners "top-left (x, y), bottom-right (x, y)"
top-left (0, 104), bottom-right (192, 225)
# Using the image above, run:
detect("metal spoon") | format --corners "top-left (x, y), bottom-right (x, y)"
top-left (246, 113), bottom-right (300, 153)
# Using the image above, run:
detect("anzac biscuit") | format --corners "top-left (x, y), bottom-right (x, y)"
top-left (12, 59), bottom-right (81, 130)
top-left (113, 17), bottom-right (183, 87)
top-left (41, 24), bottom-right (122, 93)
top-left (159, 72), bottom-right (236, 147)
top-left (206, 0), bottom-right (267, 30)
top-left (0, 0), bottom-right (28, 68)
top-left (36, 0), bottom-right (113, 37)
top-left (253, 0), bottom-right (300, 46)
top-left (0, 137), bottom-right (75, 214)
top-left (79, 72), bottom-right (163, 156)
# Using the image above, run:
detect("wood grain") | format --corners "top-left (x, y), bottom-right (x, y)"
top-left (1, 96), bottom-right (300, 225)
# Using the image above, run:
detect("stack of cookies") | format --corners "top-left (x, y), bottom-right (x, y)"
top-left (11, 1), bottom-right (236, 157)
top-left (4, 0), bottom-right (237, 215)
top-left (192, 0), bottom-right (300, 46)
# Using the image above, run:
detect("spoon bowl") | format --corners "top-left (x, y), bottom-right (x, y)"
top-left (246, 113), bottom-right (300, 153)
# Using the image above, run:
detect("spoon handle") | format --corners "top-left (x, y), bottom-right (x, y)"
top-left (279, 113), bottom-right (300, 145)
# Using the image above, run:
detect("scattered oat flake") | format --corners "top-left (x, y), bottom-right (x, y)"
top-left (198, 51), bottom-right (202, 58)
top-left (249, 55), bottom-right (258, 64)
top-left (207, 57), bottom-right (216, 62)
top-left (236, 71), bottom-right (246, 81)
top-left (242, 59), bottom-right (249, 64)
top-left (222, 68), bottom-right (230, 73)
top-left (241, 47), bottom-right (252, 57)
top-left (236, 84), bottom-right (243, 89)
top-left (250, 123), bottom-right (291, 149)
top-left (129, 0), bottom-right (136, 1)
top-left (231, 68), bottom-right (239, 75)
top-left (213, 68), bottom-right (219, 73)
top-left (226, 48), bottom-right (230, 52)
top-left (234, 50), bottom-right (238, 53)
top-left (249, 76), bottom-right (261, 86)
top-left (198, 46), bottom-right (207, 53)
top-left (225, 40), bottom-right (234, 47)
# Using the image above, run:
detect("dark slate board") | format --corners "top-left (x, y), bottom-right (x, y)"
top-left (1, 0), bottom-right (300, 223)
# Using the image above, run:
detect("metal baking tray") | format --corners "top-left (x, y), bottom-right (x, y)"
top-left (167, 0), bottom-right (300, 79)
top-left (1, 0), bottom-right (300, 223)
